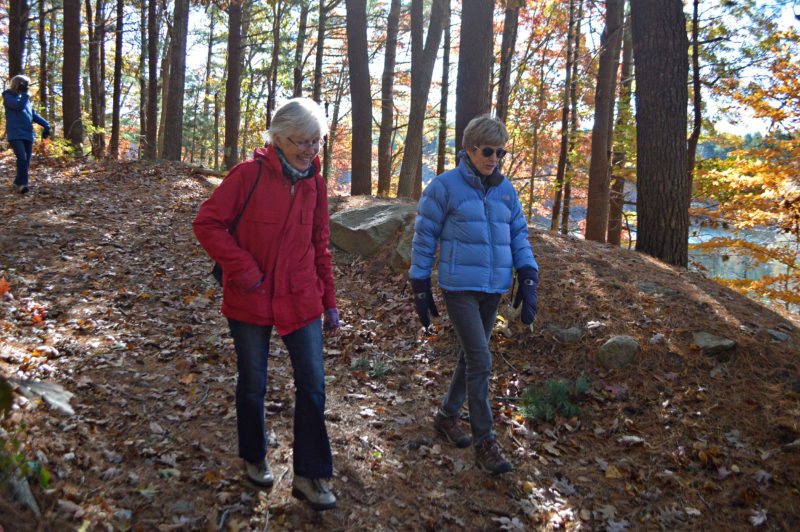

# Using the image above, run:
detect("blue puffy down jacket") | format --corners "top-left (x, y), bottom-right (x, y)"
top-left (409, 157), bottom-right (537, 293)
top-left (3, 90), bottom-right (49, 141)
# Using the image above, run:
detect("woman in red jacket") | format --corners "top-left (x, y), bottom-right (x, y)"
top-left (193, 98), bottom-right (339, 510)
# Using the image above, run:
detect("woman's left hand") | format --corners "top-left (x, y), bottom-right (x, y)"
top-left (323, 307), bottom-right (340, 333)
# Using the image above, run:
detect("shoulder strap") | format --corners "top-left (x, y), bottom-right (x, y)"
top-left (229, 159), bottom-right (262, 235)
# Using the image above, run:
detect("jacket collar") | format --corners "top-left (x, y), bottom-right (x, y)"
top-left (457, 150), bottom-right (504, 189)
top-left (253, 144), bottom-right (321, 178)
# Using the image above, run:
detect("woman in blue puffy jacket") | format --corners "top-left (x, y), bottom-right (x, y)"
top-left (3, 74), bottom-right (50, 194)
top-left (409, 114), bottom-right (539, 475)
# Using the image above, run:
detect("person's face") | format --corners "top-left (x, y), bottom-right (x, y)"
top-left (467, 144), bottom-right (507, 176)
top-left (274, 132), bottom-right (321, 172)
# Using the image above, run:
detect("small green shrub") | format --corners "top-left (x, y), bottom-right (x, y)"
top-left (350, 358), bottom-right (390, 379)
top-left (521, 375), bottom-right (591, 422)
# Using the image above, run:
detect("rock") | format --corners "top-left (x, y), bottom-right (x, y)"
top-left (329, 204), bottom-right (417, 257)
top-left (598, 336), bottom-right (640, 369)
top-left (390, 222), bottom-right (415, 274)
top-left (558, 327), bottom-right (584, 343)
top-left (693, 332), bottom-right (736, 361)
top-left (766, 329), bottom-right (790, 344)
top-left (637, 281), bottom-right (659, 293)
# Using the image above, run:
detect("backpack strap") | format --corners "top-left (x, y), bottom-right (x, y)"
top-left (229, 159), bottom-right (262, 236)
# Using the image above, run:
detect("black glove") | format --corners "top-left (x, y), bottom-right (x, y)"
top-left (42, 126), bottom-right (50, 140)
top-left (513, 266), bottom-right (539, 325)
top-left (410, 278), bottom-right (439, 328)
top-left (19, 81), bottom-right (28, 93)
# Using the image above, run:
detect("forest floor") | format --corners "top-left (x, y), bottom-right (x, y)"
top-left (1, 153), bottom-right (800, 532)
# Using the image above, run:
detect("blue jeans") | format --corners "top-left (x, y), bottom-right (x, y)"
top-left (227, 317), bottom-right (332, 479)
top-left (9, 139), bottom-right (33, 187)
top-left (440, 290), bottom-right (502, 446)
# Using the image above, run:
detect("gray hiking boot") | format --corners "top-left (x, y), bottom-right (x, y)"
top-left (244, 458), bottom-right (274, 487)
top-left (292, 475), bottom-right (336, 511)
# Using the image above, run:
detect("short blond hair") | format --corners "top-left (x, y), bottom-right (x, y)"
top-left (463, 114), bottom-right (508, 149)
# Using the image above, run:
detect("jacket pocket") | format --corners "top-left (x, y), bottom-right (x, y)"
top-left (289, 263), bottom-right (317, 293)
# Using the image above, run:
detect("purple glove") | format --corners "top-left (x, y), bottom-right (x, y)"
top-left (323, 308), bottom-right (340, 332)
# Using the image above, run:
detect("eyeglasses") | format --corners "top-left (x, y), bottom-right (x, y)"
top-left (287, 137), bottom-right (321, 151)
top-left (474, 146), bottom-right (507, 159)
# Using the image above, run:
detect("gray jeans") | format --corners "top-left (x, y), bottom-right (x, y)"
top-left (440, 290), bottom-right (502, 446)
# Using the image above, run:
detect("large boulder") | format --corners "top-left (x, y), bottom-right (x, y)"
top-left (329, 203), bottom-right (417, 258)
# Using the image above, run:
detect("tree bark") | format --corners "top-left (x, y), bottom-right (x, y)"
top-left (495, 2), bottom-right (519, 123)
top-left (396, 0), bottom-right (447, 199)
top-left (687, 0), bottom-right (702, 205)
top-left (37, 0), bottom-right (47, 117)
top-left (376, 0), bottom-right (402, 196)
top-left (162, 0), bottom-right (189, 161)
top-left (345, 0), bottom-right (373, 195)
top-left (199, 6), bottom-right (216, 165)
top-left (631, 0), bottom-right (690, 267)
top-left (138, 0), bottom-right (147, 152)
top-left (85, 0), bottom-right (104, 157)
top-left (62, 0), bottom-right (84, 148)
top-left (293, 1), bottom-right (310, 97)
top-left (436, 0), bottom-right (450, 176)
top-left (108, 0), bottom-right (124, 158)
top-left (584, 0), bottom-right (624, 242)
top-left (607, 13), bottom-right (633, 246)
top-left (561, 0), bottom-right (583, 236)
top-left (7, 0), bottom-right (28, 77)
top-left (223, 1), bottom-right (242, 170)
top-left (144, 0), bottom-right (158, 159)
top-left (454, 0), bottom-right (493, 153)
top-left (266, 1), bottom-right (284, 127)
top-left (550, 0), bottom-right (576, 231)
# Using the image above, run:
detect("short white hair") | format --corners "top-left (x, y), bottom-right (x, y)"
top-left (267, 98), bottom-right (328, 143)
top-left (9, 74), bottom-right (30, 92)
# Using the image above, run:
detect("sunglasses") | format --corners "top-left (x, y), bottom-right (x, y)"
top-left (474, 146), bottom-right (507, 159)
top-left (287, 137), bottom-right (321, 151)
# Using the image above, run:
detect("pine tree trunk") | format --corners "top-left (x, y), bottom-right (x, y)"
top-left (608, 14), bottom-right (633, 246)
top-left (266, 1), bottom-right (283, 127)
top-left (687, 0), bottom-right (702, 205)
top-left (293, 1), bottom-right (310, 97)
top-left (377, 0), bottom-right (402, 196)
top-left (86, 0), bottom-right (104, 157)
top-left (436, 0), bottom-right (450, 176)
top-left (312, 1), bottom-right (329, 103)
top-left (584, 0), bottom-right (624, 242)
top-left (345, 0), bottom-right (373, 195)
top-left (199, 8), bottom-right (215, 165)
top-left (495, 3), bottom-right (519, 123)
top-left (454, 0), bottom-right (493, 152)
top-left (144, 0), bottom-right (158, 159)
top-left (8, 0), bottom-right (28, 77)
top-left (223, 1), bottom-right (242, 170)
top-left (108, 0), bottom-right (124, 159)
top-left (138, 1), bottom-right (147, 153)
top-left (162, 0), bottom-right (189, 161)
top-left (38, 0), bottom-right (47, 118)
top-left (63, 0), bottom-right (84, 148)
top-left (631, 0), bottom-right (690, 267)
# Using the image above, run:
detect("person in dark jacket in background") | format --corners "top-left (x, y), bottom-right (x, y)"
top-left (409, 114), bottom-right (539, 475)
top-left (3, 74), bottom-right (50, 194)
top-left (193, 98), bottom-right (339, 510)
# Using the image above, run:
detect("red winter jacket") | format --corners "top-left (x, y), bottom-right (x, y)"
top-left (193, 145), bottom-right (336, 336)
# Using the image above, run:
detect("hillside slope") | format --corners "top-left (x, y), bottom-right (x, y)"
top-left (1, 155), bottom-right (798, 531)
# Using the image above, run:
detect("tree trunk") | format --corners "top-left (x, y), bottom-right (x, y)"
top-left (144, 0), bottom-right (158, 159)
top-left (397, 0), bottom-right (447, 199)
top-left (313, 1), bottom-right (328, 103)
top-left (63, 0), bottom-right (84, 148)
top-left (85, 0), bottom-right (104, 157)
top-left (47, 7), bottom-right (57, 122)
top-left (293, 1), bottom-right (310, 97)
top-left (345, 0), bottom-right (373, 195)
top-left (7, 0), bottom-right (28, 77)
top-left (162, 0), bottom-right (189, 161)
top-left (607, 14), bottom-right (633, 246)
top-left (455, 0), bottom-right (493, 153)
top-left (631, 0), bottom-right (690, 267)
top-left (495, 2), bottom-right (519, 123)
top-left (108, 0), bottom-right (124, 158)
top-left (550, 0), bottom-right (576, 231)
top-left (223, 1), bottom-right (242, 170)
top-left (156, 29), bottom-right (170, 156)
top-left (584, 0), bottom-right (624, 242)
top-left (199, 6), bottom-right (216, 165)
top-left (687, 0), bottom-right (702, 205)
top-left (214, 92), bottom-right (220, 170)
top-left (97, 0), bottom-right (106, 151)
top-left (266, 1), bottom-right (284, 127)
top-left (436, 0), bottom-right (450, 176)
top-left (376, 0), bottom-right (402, 196)
top-left (37, 0), bottom-right (47, 117)
top-left (138, 0), bottom-right (147, 153)
top-left (561, 0), bottom-right (583, 236)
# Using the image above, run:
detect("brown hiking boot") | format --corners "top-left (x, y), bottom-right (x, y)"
top-left (475, 438), bottom-right (512, 475)
top-left (433, 410), bottom-right (471, 448)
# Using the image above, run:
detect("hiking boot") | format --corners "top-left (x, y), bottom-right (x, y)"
top-left (244, 458), bottom-right (274, 488)
top-left (475, 438), bottom-right (512, 475)
top-left (17, 184), bottom-right (29, 194)
top-left (292, 475), bottom-right (336, 511)
top-left (433, 410), bottom-right (471, 448)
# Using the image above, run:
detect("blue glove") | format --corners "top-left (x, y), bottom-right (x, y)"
top-left (513, 266), bottom-right (539, 325)
top-left (410, 278), bottom-right (439, 328)
top-left (323, 307), bottom-right (340, 332)
top-left (42, 125), bottom-right (50, 140)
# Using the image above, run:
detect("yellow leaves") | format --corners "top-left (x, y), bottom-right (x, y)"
top-left (605, 465), bottom-right (625, 479)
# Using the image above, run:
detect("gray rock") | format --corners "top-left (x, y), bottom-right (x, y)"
top-left (693, 331), bottom-right (736, 361)
top-left (598, 336), bottom-right (640, 369)
top-left (638, 282), bottom-right (659, 293)
top-left (329, 204), bottom-right (417, 257)
top-left (558, 327), bottom-right (584, 343)
top-left (390, 222), bottom-right (416, 274)
top-left (767, 329), bottom-right (790, 344)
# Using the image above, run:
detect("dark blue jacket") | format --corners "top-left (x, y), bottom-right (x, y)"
top-left (3, 90), bottom-right (49, 141)
top-left (409, 155), bottom-right (537, 293)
